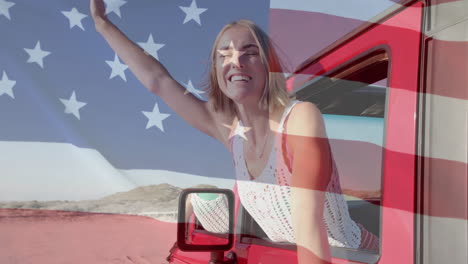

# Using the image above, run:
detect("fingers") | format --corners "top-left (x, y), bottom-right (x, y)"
top-left (90, 0), bottom-right (106, 21)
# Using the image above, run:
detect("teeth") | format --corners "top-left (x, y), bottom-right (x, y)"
top-left (231, 75), bottom-right (250, 81)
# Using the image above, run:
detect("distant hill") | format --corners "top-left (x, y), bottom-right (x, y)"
top-left (0, 183), bottom-right (218, 220)
top-left (102, 183), bottom-right (182, 202)
top-left (0, 184), bottom-right (380, 223)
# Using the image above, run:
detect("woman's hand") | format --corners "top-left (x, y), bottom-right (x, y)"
top-left (90, 0), bottom-right (109, 30)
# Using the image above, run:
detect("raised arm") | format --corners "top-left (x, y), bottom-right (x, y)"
top-left (90, 0), bottom-right (229, 143)
top-left (286, 102), bottom-right (332, 264)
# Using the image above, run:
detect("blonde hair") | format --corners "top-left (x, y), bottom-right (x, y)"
top-left (206, 19), bottom-right (291, 114)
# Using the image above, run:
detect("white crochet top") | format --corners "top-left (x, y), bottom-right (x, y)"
top-left (191, 193), bottom-right (229, 234)
top-left (233, 100), bottom-right (362, 248)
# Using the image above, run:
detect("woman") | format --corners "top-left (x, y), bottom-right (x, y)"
top-left (90, 0), bottom-right (378, 263)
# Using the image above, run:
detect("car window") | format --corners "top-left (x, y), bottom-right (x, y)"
top-left (300, 51), bottom-right (388, 257)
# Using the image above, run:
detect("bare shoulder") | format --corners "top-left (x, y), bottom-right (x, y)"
top-left (286, 101), bottom-right (327, 138)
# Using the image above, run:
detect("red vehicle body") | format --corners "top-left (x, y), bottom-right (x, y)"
top-left (169, 1), bottom-right (467, 263)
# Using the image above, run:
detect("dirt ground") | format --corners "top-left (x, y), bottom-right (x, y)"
top-left (0, 209), bottom-right (177, 264)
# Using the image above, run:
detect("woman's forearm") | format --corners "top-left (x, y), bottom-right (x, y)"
top-left (94, 18), bottom-right (172, 95)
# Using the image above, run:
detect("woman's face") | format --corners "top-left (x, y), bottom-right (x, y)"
top-left (215, 25), bottom-right (267, 105)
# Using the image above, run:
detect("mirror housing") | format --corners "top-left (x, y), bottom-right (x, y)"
top-left (177, 188), bottom-right (235, 252)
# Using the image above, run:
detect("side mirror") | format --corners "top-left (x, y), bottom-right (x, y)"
top-left (177, 188), bottom-right (235, 252)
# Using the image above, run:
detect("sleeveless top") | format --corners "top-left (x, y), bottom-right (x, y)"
top-left (190, 193), bottom-right (229, 234)
top-left (232, 100), bottom-right (363, 248)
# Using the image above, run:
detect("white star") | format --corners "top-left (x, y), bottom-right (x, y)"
top-left (218, 41), bottom-right (246, 67)
top-left (233, 123), bottom-right (252, 141)
top-left (105, 53), bottom-right (128, 81)
top-left (104, 0), bottom-right (127, 18)
top-left (223, 118), bottom-right (251, 141)
top-left (59, 91), bottom-right (87, 120)
top-left (62, 7), bottom-right (88, 31)
top-left (179, 0), bottom-right (207, 26)
top-left (137, 34), bottom-right (165, 60)
top-left (0, 71), bottom-right (16, 99)
top-left (142, 103), bottom-right (171, 132)
top-left (24, 41), bottom-right (51, 69)
top-left (0, 0), bottom-right (15, 20)
top-left (183, 79), bottom-right (205, 99)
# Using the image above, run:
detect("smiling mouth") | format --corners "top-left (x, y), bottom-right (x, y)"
top-left (229, 75), bottom-right (252, 82)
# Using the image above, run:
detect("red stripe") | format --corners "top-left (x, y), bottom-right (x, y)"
top-left (272, 136), bottom-right (467, 220)
top-left (0, 209), bottom-right (176, 263)
top-left (426, 38), bottom-right (468, 100)
top-left (270, 9), bottom-right (365, 72)
top-left (417, 155), bottom-right (468, 219)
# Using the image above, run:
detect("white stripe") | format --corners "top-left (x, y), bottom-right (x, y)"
top-left (0, 141), bottom-right (133, 201)
top-left (0, 141), bottom-right (234, 201)
top-left (270, 0), bottom-right (395, 21)
top-left (420, 213), bottom-right (468, 262)
top-left (431, 18), bottom-right (468, 41)
top-left (427, 0), bottom-right (468, 41)
top-left (422, 92), bottom-right (468, 163)
top-left (121, 169), bottom-right (235, 189)
top-left (324, 115), bottom-right (384, 147)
